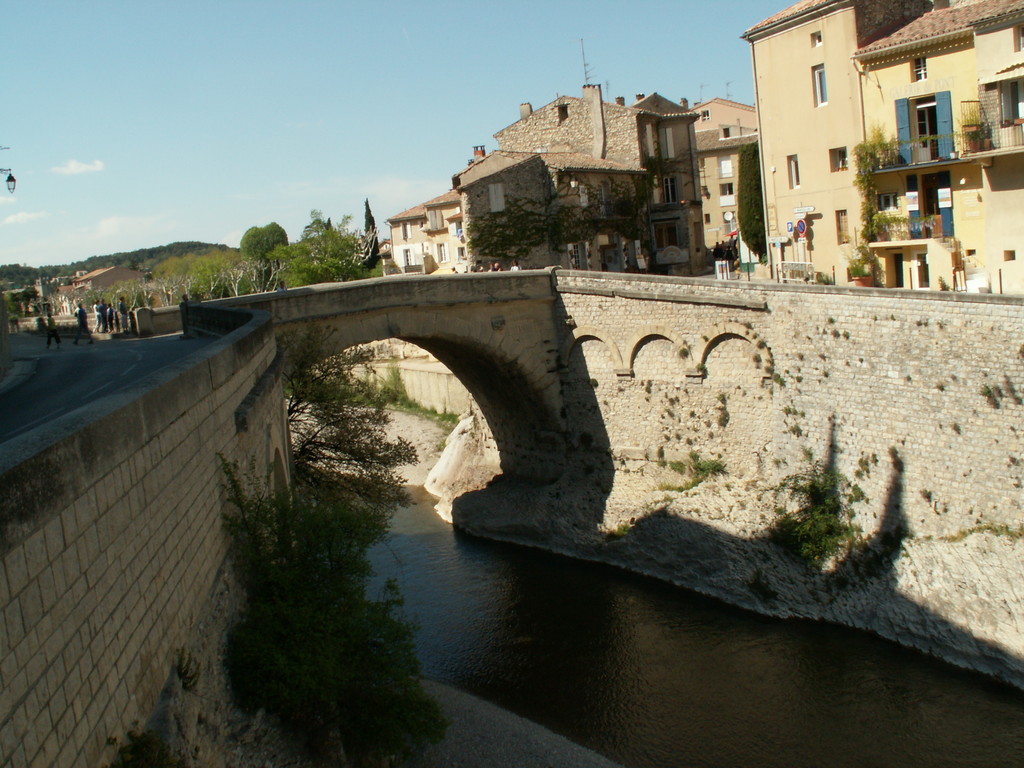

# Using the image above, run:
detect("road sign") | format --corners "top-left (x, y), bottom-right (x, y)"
top-left (786, 221), bottom-right (794, 233)
top-left (795, 219), bottom-right (807, 235)
top-left (793, 206), bottom-right (816, 213)
top-left (768, 236), bottom-right (789, 246)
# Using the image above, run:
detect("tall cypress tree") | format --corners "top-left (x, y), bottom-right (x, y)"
top-left (362, 199), bottom-right (382, 269)
top-left (737, 141), bottom-right (767, 262)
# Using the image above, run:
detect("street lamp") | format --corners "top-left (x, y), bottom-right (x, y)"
top-left (1, 170), bottom-right (14, 193)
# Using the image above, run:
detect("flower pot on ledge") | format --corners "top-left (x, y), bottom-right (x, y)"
top-left (851, 275), bottom-right (874, 287)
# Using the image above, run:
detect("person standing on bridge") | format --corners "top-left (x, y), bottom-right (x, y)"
top-left (74, 301), bottom-right (94, 345)
top-left (45, 310), bottom-right (61, 349)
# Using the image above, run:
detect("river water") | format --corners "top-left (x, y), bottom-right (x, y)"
top-left (369, 485), bottom-right (1024, 768)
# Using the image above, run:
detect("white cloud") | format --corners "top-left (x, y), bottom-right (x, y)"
top-left (51, 159), bottom-right (105, 175)
top-left (2, 211), bottom-right (49, 225)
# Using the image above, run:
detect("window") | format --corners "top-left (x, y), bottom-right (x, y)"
top-left (663, 175), bottom-right (678, 203)
top-left (719, 157), bottom-right (733, 178)
top-left (437, 243), bottom-right (447, 262)
top-left (654, 221), bottom-right (681, 249)
top-left (402, 248), bottom-right (413, 267)
top-left (811, 30), bottom-right (823, 47)
top-left (700, 110), bottom-right (711, 121)
top-left (488, 183), bottom-right (505, 212)
top-left (913, 57), bottom-right (927, 82)
top-left (787, 154), bottom-right (801, 189)
top-left (457, 246), bottom-right (466, 262)
top-left (829, 146), bottom-right (849, 172)
top-left (1006, 250), bottom-right (1017, 262)
top-left (878, 192), bottom-right (899, 211)
top-left (659, 125), bottom-right (676, 158)
top-left (1016, 26), bottom-right (1024, 52)
top-left (558, 104), bottom-right (569, 122)
top-left (704, 213), bottom-right (712, 224)
top-left (722, 127), bottom-right (732, 138)
top-left (579, 185), bottom-right (589, 207)
top-left (401, 222), bottom-right (411, 240)
top-left (427, 208), bottom-right (444, 230)
top-left (719, 183), bottom-right (735, 206)
top-left (835, 209), bottom-right (850, 244)
top-left (1001, 78), bottom-right (1024, 123)
top-left (812, 64), bottom-right (828, 106)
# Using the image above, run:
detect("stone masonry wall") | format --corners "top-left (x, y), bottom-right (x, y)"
top-left (0, 311), bottom-right (288, 768)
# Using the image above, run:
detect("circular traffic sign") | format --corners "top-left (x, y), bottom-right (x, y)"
top-left (795, 219), bottom-right (807, 235)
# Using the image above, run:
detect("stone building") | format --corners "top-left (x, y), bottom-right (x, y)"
top-left (453, 85), bottom-right (705, 274)
top-left (385, 189), bottom-right (468, 275)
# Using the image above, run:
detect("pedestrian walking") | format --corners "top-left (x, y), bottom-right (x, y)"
top-left (74, 302), bottom-right (94, 345)
top-left (45, 311), bottom-right (61, 349)
top-left (107, 303), bottom-right (116, 333)
top-left (118, 297), bottom-right (129, 334)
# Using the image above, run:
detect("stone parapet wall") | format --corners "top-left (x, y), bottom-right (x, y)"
top-left (0, 310), bottom-right (289, 768)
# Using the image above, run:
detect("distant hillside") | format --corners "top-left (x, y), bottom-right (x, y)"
top-left (1, 242), bottom-right (238, 289)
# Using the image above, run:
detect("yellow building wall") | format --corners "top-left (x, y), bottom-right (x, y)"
top-left (859, 39), bottom-right (987, 289)
top-left (751, 5), bottom-right (865, 282)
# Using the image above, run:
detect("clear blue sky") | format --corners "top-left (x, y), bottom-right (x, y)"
top-left (3, 0), bottom-right (781, 268)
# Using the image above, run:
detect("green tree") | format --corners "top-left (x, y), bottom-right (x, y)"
top-left (361, 199), bottom-right (382, 270)
top-left (737, 141), bottom-right (767, 263)
top-left (240, 223), bottom-right (289, 292)
top-left (222, 464), bottom-right (448, 767)
top-left (282, 210), bottom-right (368, 286)
top-left (279, 325), bottom-right (415, 517)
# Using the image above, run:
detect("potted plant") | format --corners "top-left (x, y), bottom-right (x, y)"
top-left (847, 246), bottom-right (877, 287)
top-left (961, 103), bottom-right (985, 153)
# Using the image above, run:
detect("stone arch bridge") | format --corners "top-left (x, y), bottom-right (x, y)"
top-left (215, 269), bottom-right (777, 484)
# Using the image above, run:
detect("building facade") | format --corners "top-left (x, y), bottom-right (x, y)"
top-left (385, 190), bottom-right (469, 275)
top-left (693, 99), bottom-right (759, 253)
top-left (453, 85), bottom-right (705, 274)
top-left (744, 0), bottom-right (933, 283)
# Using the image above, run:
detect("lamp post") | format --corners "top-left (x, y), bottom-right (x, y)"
top-left (0, 169), bottom-right (14, 193)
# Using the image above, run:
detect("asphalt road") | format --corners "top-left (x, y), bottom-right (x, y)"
top-left (0, 330), bottom-right (216, 444)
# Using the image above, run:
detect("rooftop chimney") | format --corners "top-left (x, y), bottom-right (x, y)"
top-left (635, 93), bottom-right (646, 102)
top-left (679, 97), bottom-right (689, 110)
top-left (933, 0), bottom-right (949, 7)
top-left (615, 96), bottom-right (625, 106)
top-left (473, 145), bottom-right (486, 160)
top-left (520, 103), bottom-right (533, 120)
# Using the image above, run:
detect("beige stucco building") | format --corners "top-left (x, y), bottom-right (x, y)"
top-left (744, 0), bottom-right (932, 283)
top-left (385, 190), bottom-right (469, 275)
top-left (693, 99), bottom-right (759, 252)
top-left (973, 2), bottom-right (1024, 293)
top-left (854, 1), bottom-right (990, 290)
top-left (453, 85), bottom-right (705, 274)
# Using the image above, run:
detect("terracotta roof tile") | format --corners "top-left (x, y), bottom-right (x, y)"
top-left (744, 0), bottom-right (837, 37)
top-left (387, 189), bottom-right (460, 222)
top-left (696, 131), bottom-right (759, 153)
top-left (856, 0), bottom-right (1024, 56)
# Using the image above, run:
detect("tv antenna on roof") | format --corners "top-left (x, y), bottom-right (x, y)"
top-left (726, 81), bottom-right (733, 100)
top-left (699, 83), bottom-right (708, 102)
top-left (580, 39), bottom-right (594, 84)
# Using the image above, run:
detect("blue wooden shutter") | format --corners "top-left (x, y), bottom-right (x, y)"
top-left (936, 91), bottom-right (954, 159)
top-left (896, 98), bottom-right (911, 165)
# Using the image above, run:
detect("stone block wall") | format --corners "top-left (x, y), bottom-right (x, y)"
top-left (553, 272), bottom-right (1023, 536)
top-left (0, 310), bottom-right (288, 768)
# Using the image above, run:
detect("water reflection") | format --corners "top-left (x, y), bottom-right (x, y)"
top-left (369, 488), bottom-right (1024, 768)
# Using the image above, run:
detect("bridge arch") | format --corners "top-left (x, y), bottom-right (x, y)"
top-left (225, 273), bottom-right (569, 483)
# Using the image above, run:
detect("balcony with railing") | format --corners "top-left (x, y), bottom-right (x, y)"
top-left (874, 126), bottom-right (1024, 170)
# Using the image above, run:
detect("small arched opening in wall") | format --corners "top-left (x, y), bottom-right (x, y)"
top-left (626, 327), bottom-right (699, 378)
top-left (697, 329), bottom-right (774, 477)
top-left (562, 329), bottom-right (620, 454)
